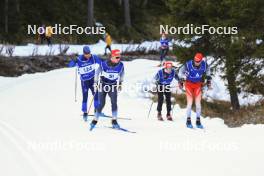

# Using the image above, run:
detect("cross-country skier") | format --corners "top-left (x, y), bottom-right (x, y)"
top-left (104, 33), bottom-right (112, 55)
top-left (68, 46), bottom-right (102, 119)
top-left (178, 53), bottom-right (212, 128)
top-left (154, 61), bottom-right (179, 121)
top-left (159, 33), bottom-right (170, 66)
top-left (90, 49), bottom-right (124, 130)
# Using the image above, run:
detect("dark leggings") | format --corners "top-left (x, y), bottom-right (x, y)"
top-left (105, 45), bottom-right (112, 54)
top-left (160, 48), bottom-right (169, 61)
top-left (97, 84), bottom-right (117, 113)
top-left (157, 85), bottom-right (171, 115)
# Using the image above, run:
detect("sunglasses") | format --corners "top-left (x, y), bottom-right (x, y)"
top-left (114, 57), bottom-right (121, 60)
top-left (194, 60), bottom-right (202, 64)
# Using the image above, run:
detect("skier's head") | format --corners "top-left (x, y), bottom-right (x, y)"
top-left (83, 46), bottom-right (91, 59)
top-left (111, 49), bottom-right (121, 64)
top-left (194, 52), bottom-right (204, 66)
top-left (163, 61), bottom-right (173, 73)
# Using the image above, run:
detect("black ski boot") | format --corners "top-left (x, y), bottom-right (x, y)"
top-left (83, 112), bottom-right (88, 121)
top-left (157, 112), bottom-right (164, 121)
top-left (196, 117), bottom-right (204, 129)
top-left (186, 117), bottom-right (193, 128)
top-left (166, 113), bottom-right (173, 121)
top-left (90, 119), bottom-right (97, 131)
top-left (112, 119), bottom-right (120, 129)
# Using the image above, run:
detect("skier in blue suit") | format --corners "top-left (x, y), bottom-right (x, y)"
top-left (68, 46), bottom-right (102, 119)
top-left (159, 33), bottom-right (170, 66)
top-left (90, 49), bottom-right (124, 130)
top-left (154, 61), bottom-right (179, 121)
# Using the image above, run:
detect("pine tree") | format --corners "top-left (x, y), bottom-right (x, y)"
top-left (167, 0), bottom-right (264, 110)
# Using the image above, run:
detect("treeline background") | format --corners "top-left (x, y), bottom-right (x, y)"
top-left (0, 0), bottom-right (168, 44)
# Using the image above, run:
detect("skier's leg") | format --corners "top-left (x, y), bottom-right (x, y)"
top-left (95, 84), bottom-right (107, 118)
top-left (157, 85), bottom-right (164, 113)
top-left (81, 80), bottom-right (89, 113)
top-left (160, 49), bottom-right (164, 63)
top-left (194, 84), bottom-right (203, 128)
top-left (108, 85), bottom-right (118, 119)
top-left (185, 82), bottom-right (194, 118)
top-left (194, 84), bottom-right (202, 118)
top-left (165, 88), bottom-right (172, 115)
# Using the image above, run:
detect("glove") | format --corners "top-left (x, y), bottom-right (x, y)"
top-left (117, 83), bottom-right (122, 92)
top-left (178, 81), bottom-right (184, 90)
top-left (68, 59), bottom-right (76, 67)
top-left (207, 80), bottom-right (212, 89)
top-left (178, 78), bottom-right (185, 89)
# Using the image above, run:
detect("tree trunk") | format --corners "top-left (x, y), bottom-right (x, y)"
top-left (141, 0), bottom-right (148, 7)
top-left (123, 0), bottom-right (131, 28)
top-left (226, 58), bottom-right (240, 110)
top-left (5, 0), bottom-right (9, 33)
top-left (16, 0), bottom-right (20, 13)
top-left (87, 0), bottom-right (94, 26)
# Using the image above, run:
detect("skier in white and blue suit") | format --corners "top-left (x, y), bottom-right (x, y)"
top-left (68, 46), bottom-right (102, 117)
top-left (90, 49), bottom-right (124, 130)
top-left (154, 61), bottom-right (179, 121)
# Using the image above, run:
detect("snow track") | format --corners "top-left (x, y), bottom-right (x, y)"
top-left (0, 59), bottom-right (263, 176)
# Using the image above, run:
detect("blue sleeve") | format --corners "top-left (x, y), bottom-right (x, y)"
top-left (93, 55), bottom-right (102, 64)
top-left (68, 59), bottom-right (77, 67)
top-left (154, 72), bottom-right (160, 82)
top-left (119, 65), bottom-right (125, 83)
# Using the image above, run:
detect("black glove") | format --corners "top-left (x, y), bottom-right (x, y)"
top-left (207, 80), bottom-right (212, 89)
top-left (178, 78), bottom-right (185, 89)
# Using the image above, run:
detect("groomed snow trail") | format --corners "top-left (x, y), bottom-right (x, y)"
top-left (0, 59), bottom-right (263, 176)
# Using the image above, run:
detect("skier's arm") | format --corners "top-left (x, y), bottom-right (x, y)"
top-left (205, 63), bottom-right (212, 80)
top-left (94, 65), bottom-right (102, 84)
top-left (178, 64), bottom-right (187, 80)
top-left (119, 66), bottom-right (125, 84)
top-left (205, 63), bottom-right (212, 88)
top-left (68, 59), bottom-right (77, 67)
top-left (154, 72), bottom-right (160, 85)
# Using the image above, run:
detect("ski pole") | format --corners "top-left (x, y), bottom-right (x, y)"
top-left (87, 94), bottom-right (95, 116)
top-left (147, 101), bottom-right (154, 118)
top-left (74, 67), bottom-right (78, 102)
top-left (88, 79), bottom-right (101, 116)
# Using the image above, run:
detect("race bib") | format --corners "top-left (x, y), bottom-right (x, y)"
top-left (78, 65), bottom-right (95, 75)
top-left (102, 71), bottom-right (119, 80)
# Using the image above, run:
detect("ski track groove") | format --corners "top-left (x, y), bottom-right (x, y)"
top-left (0, 119), bottom-right (67, 176)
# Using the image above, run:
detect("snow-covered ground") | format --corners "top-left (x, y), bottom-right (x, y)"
top-left (1, 40), bottom-right (262, 105)
top-left (0, 40), bottom-right (160, 57)
top-left (0, 59), bottom-right (263, 176)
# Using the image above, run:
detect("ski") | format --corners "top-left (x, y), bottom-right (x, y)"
top-left (85, 114), bottom-right (132, 121)
top-left (106, 126), bottom-right (136, 133)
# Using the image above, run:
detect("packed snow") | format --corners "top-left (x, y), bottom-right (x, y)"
top-left (0, 59), bottom-right (263, 176)
top-left (1, 40), bottom-right (262, 105)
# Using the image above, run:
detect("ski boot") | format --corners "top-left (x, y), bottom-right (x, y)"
top-left (196, 117), bottom-right (204, 129)
top-left (112, 119), bottom-right (120, 129)
top-left (83, 112), bottom-right (88, 121)
top-left (166, 113), bottom-right (173, 121)
top-left (90, 119), bottom-right (97, 131)
top-left (157, 112), bottom-right (164, 121)
top-left (186, 117), bottom-right (193, 128)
